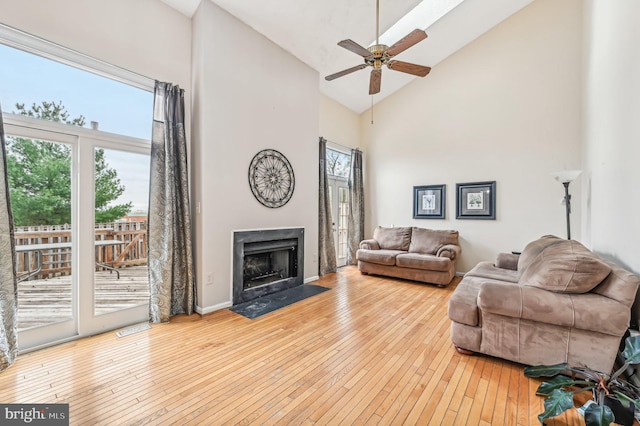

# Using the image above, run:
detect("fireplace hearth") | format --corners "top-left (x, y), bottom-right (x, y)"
top-left (233, 228), bottom-right (304, 305)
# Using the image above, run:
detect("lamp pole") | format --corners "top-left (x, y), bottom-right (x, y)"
top-left (563, 181), bottom-right (571, 240)
top-left (552, 170), bottom-right (581, 241)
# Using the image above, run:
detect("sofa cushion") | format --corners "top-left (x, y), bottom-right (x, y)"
top-left (520, 240), bottom-right (611, 294)
top-left (409, 228), bottom-right (459, 255)
top-left (495, 253), bottom-right (519, 271)
top-left (373, 226), bottom-right (412, 251)
top-left (517, 235), bottom-right (564, 273)
top-left (395, 253), bottom-right (450, 272)
top-left (356, 249), bottom-right (404, 266)
top-left (464, 261), bottom-right (519, 283)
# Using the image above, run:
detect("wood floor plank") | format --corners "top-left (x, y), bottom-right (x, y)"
top-left (0, 267), bottom-right (604, 425)
top-left (466, 377), bottom-right (489, 425)
top-left (517, 363), bottom-right (531, 426)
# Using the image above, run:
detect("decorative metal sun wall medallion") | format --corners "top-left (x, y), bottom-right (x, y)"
top-left (248, 149), bottom-right (295, 208)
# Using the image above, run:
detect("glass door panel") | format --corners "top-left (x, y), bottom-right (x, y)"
top-left (93, 148), bottom-right (150, 316)
top-left (6, 127), bottom-right (77, 349)
top-left (337, 187), bottom-right (349, 266)
top-left (328, 177), bottom-right (349, 267)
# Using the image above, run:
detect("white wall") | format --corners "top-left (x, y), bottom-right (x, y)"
top-left (192, 1), bottom-right (320, 311)
top-left (0, 0), bottom-right (191, 92)
top-left (360, 0), bottom-right (583, 272)
top-left (582, 0), bottom-right (640, 274)
top-left (319, 94), bottom-right (360, 149)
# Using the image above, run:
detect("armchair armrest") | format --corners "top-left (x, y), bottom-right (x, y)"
top-left (478, 282), bottom-right (630, 336)
top-left (437, 244), bottom-right (460, 260)
top-left (495, 253), bottom-right (519, 271)
top-left (359, 239), bottom-right (380, 250)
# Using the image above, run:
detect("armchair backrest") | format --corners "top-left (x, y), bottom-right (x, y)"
top-left (518, 235), bottom-right (640, 327)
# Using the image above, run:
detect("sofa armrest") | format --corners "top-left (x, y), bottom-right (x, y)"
top-left (359, 239), bottom-right (380, 250)
top-left (478, 282), bottom-right (630, 336)
top-left (495, 253), bottom-right (519, 271)
top-left (437, 244), bottom-right (460, 260)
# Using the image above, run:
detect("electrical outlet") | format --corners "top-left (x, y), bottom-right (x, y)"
top-left (206, 273), bottom-right (213, 286)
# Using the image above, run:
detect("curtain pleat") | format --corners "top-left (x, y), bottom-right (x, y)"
top-left (148, 82), bottom-right (195, 323)
top-left (318, 137), bottom-right (337, 275)
top-left (0, 103), bottom-right (18, 371)
top-left (347, 149), bottom-right (364, 265)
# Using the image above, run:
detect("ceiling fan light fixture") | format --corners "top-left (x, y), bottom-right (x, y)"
top-left (324, 0), bottom-right (431, 95)
top-left (367, 44), bottom-right (388, 57)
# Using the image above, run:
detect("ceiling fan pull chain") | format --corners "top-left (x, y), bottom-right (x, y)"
top-left (371, 96), bottom-right (374, 125)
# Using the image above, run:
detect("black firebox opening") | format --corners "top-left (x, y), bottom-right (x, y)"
top-left (243, 239), bottom-right (298, 290)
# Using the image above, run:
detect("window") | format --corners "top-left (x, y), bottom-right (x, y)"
top-left (0, 43), bottom-right (152, 139)
top-left (1, 26), bottom-right (154, 346)
top-left (326, 148), bottom-right (351, 178)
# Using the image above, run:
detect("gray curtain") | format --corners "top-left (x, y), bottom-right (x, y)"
top-left (148, 82), bottom-right (195, 323)
top-left (347, 148), bottom-right (364, 265)
top-left (0, 104), bottom-right (18, 371)
top-left (318, 137), bottom-right (336, 275)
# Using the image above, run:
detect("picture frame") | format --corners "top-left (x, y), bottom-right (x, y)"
top-left (456, 181), bottom-right (496, 220)
top-left (413, 185), bottom-right (446, 219)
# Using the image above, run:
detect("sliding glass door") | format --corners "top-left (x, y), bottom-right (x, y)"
top-left (92, 148), bottom-right (150, 319)
top-left (5, 116), bottom-right (150, 351)
top-left (6, 125), bottom-right (78, 349)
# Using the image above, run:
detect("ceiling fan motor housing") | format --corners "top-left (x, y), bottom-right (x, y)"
top-left (367, 44), bottom-right (388, 70)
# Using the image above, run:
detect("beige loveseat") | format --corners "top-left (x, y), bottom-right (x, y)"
top-left (448, 235), bottom-right (640, 373)
top-left (356, 226), bottom-right (460, 287)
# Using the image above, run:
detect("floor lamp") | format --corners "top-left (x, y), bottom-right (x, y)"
top-left (551, 170), bottom-right (582, 240)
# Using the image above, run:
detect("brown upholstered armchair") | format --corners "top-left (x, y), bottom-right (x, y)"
top-left (448, 235), bottom-right (640, 373)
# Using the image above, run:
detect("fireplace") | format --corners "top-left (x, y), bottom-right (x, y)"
top-left (233, 228), bottom-right (304, 304)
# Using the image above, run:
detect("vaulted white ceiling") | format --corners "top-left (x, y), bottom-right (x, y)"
top-left (160, 0), bottom-right (534, 113)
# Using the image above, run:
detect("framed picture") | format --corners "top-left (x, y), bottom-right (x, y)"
top-left (456, 181), bottom-right (496, 220)
top-left (413, 185), bottom-right (446, 219)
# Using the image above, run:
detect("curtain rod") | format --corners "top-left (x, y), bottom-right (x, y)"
top-left (321, 136), bottom-right (360, 153)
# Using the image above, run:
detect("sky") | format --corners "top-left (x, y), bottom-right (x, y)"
top-left (0, 43), bottom-right (153, 212)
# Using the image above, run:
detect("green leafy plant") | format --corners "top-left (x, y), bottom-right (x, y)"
top-left (524, 334), bottom-right (640, 425)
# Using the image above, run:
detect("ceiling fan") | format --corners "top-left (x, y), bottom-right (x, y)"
top-left (325, 0), bottom-right (432, 95)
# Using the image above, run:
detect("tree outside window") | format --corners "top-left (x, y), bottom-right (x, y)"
top-left (326, 148), bottom-right (351, 178)
top-left (6, 101), bottom-right (131, 226)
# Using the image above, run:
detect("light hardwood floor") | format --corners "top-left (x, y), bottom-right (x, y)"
top-left (1, 266), bottom-right (589, 425)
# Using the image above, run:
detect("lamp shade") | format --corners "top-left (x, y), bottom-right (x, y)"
top-left (551, 170), bottom-right (582, 184)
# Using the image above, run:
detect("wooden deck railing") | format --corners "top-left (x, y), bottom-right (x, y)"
top-left (15, 222), bottom-right (147, 280)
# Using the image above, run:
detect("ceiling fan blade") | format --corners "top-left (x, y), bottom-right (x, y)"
top-left (387, 60), bottom-right (431, 77)
top-left (369, 69), bottom-right (382, 95)
top-left (386, 29), bottom-right (428, 57)
top-left (325, 64), bottom-right (368, 81)
top-left (338, 39), bottom-right (373, 58)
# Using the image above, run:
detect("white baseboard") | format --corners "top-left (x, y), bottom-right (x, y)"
top-left (455, 271), bottom-right (465, 277)
top-left (196, 300), bottom-right (232, 315)
top-left (304, 275), bottom-right (320, 283)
